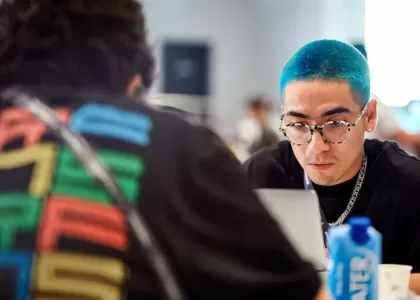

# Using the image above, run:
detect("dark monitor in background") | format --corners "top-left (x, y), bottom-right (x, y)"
top-left (162, 42), bottom-right (210, 96)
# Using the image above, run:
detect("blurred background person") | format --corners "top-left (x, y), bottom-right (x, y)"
top-left (236, 96), bottom-right (280, 160)
top-left (368, 93), bottom-right (420, 155)
top-left (352, 42), bottom-right (420, 156)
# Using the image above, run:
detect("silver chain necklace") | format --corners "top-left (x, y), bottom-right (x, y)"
top-left (329, 155), bottom-right (368, 227)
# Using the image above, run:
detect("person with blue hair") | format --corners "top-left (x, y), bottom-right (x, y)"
top-left (244, 39), bottom-right (420, 294)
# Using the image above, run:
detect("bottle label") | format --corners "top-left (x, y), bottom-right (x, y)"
top-left (350, 256), bottom-right (370, 298)
top-left (329, 249), bottom-right (378, 300)
top-left (349, 249), bottom-right (378, 300)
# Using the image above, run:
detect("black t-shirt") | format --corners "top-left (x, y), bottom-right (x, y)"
top-left (0, 88), bottom-right (320, 300)
top-left (243, 139), bottom-right (420, 272)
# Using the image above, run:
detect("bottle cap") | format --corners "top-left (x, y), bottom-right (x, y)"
top-left (349, 216), bottom-right (371, 244)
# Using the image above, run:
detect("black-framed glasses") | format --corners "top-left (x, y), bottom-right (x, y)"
top-left (279, 105), bottom-right (368, 146)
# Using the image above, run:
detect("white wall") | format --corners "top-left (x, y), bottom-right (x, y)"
top-left (322, 0), bottom-right (366, 42)
top-left (366, 0), bottom-right (420, 107)
top-left (143, 0), bottom-right (366, 126)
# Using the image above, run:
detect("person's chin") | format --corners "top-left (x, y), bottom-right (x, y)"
top-left (306, 165), bottom-right (337, 186)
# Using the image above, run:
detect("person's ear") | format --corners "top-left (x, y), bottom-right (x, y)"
top-left (364, 99), bottom-right (377, 133)
top-left (126, 74), bottom-right (142, 97)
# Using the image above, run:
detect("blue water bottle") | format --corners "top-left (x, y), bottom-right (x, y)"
top-left (328, 217), bottom-right (382, 300)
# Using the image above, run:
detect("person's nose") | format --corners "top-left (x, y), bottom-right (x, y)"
top-left (307, 130), bottom-right (330, 154)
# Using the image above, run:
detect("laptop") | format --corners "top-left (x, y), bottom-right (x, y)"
top-left (256, 189), bottom-right (327, 272)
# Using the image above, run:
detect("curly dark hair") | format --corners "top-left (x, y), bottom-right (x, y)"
top-left (0, 0), bottom-right (155, 94)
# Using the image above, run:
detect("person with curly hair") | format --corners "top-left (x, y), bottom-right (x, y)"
top-left (0, 1), bottom-right (325, 300)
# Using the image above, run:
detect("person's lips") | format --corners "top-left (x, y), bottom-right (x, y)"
top-left (308, 163), bottom-right (334, 170)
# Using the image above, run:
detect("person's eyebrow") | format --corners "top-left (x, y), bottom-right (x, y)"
top-left (322, 106), bottom-right (352, 117)
top-left (284, 111), bottom-right (309, 119)
top-left (284, 106), bottom-right (352, 119)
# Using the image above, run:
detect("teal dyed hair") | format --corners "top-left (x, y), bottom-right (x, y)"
top-left (280, 39), bottom-right (370, 107)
